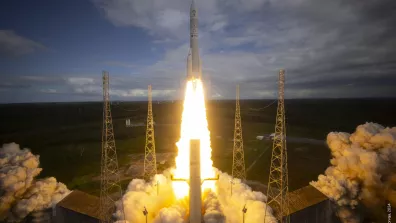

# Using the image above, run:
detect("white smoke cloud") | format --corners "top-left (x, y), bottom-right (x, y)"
top-left (214, 173), bottom-right (277, 223)
top-left (202, 190), bottom-right (225, 223)
top-left (115, 168), bottom-right (277, 223)
top-left (114, 169), bottom-right (186, 222)
top-left (0, 143), bottom-right (71, 222)
top-left (0, 143), bottom-right (42, 220)
top-left (311, 122), bottom-right (396, 222)
top-left (9, 177), bottom-right (70, 221)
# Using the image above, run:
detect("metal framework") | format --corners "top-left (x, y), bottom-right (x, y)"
top-left (144, 85), bottom-right (157, 181)
top-left (265, 69), bottom-right (290, 222)
top-left (232, 85), bottom-right (246, 181)
top-left (100, 71), bottom-right (125, 223)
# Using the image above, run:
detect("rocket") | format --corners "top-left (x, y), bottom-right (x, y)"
top-left (187, 49), bottom-right (192, 78)
top-left (187, 0), bottom-right (201, 80)
top-left (189, 139), bottom-right (202, 223)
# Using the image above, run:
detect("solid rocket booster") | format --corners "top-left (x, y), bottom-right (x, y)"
top-left (188, 0), bottom-right (201, 80)
top-left (189, 139), bottom-right (202, 223)
top-left (187, 49), bottom-right (192, 79)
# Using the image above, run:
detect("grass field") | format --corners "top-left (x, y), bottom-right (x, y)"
top-left (1, 99), bottom-right (395, 195)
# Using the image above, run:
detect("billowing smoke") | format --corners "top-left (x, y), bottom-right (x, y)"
top-left (0, 143), bottom-right (71, 221)
top-left (115, 168), bottom-right (277, 223)
top-left (114, 169), bottom-right (186, 222)
top-left (311, 122), bottom-right (396, 222)
top-left (210, 171), bottom-right (277, 223)
top-left (0, 143), bottom-right (42, 219)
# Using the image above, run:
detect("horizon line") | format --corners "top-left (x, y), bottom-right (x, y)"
top-left (1, 97), bottom-right (395, 105)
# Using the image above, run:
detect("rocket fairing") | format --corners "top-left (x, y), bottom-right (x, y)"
top-left (187, 0), bottom-right (202, 80)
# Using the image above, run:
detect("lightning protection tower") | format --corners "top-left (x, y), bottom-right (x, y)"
top-left (265, 69), bottom-right (290, 222)
top-left (144, 85), bottom-right (157, 181)
top-left (100, 71), bottom-right (125, 223)
top-left (232, 85), bottom-right (246, 181)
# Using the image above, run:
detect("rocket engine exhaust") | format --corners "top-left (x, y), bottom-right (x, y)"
top-left (171, 139), bottom-right (219, 223)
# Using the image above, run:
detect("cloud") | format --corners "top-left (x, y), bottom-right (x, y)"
top-left (39, 89), bottom-right (58, 94)
top-left (0, 30), bottom-right (45, 57)
top-left (92, 0), bottom-right (396, 99)
top-left (0, 74), bottom-right (179, 101)
top-left (1, 0), bottom-right (395, 102)
top-left (66, 77), bottom-right (95, 85)
top-left (19, 76), bottom-right (58, 82)
top-left (156, 9), bottom-right (188, 31)
top-left (153, 38), bottom-right (177, 44)
top-left (105, 61), bottom-right (137, 68)
top-left (93, 0), bottom-right (188, 39)
top-left (111, 89), bottom-right (176, 98)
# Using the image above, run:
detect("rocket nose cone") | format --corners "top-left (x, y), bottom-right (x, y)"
top-left (188, 48), bottom-right (192, 55)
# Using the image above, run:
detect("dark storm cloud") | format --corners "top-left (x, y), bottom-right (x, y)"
top-left (352, 0), bottom-right (396, 27)
top-left (240, 0), bottom-right (396, 98)
top-left (194, 0), bottom-right (394, 98)
top-left (0, 30), bottom-right (45, 57)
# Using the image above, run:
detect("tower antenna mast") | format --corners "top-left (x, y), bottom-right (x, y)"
top-left (264, 69), bottom-right (290, 222)
top-left (232, 85), bottom-right (246, 181)
top-left (144, 85), bottom-right (157, 181)
top-left (100, 71), bottom-right (125, 223)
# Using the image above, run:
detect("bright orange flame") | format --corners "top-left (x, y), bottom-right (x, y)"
top-left (173, 79), bottom-right (215, 199)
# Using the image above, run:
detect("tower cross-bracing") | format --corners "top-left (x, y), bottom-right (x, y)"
top-left (265, 69), bottom-right (290, 222)
top-left (144, 85), bottom-right (157, 181)
top-left (232, 85), bottom-right (246, 181)
top-left (100, 71), bottom-right (125, 223)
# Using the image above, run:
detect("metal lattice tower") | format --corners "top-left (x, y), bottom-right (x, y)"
top-left (232, 85), bottom-right (246, 181)
top-left (100, 71), bottom-right (125, 223)
top-left (265, 69), bottom-right (290, 222)
top-left (144, 85), bottom-right (157, 181)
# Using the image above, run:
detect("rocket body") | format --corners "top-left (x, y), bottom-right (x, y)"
top-left (187, 49), bottom-right (193, 79)
top-left (189, 139), bottom-right (202, 223)
top-left (188, 0), bottom-right (201, 80)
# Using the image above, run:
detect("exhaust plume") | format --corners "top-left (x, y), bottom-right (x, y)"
top-left (311, 122), bottom-right (396, 222)
top-left (115, 169), bottom-right (277, 223)
top-left (0, 143), bottom-right (70, 222)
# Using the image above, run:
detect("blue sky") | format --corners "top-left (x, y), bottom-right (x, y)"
top-left (0, 0), bottom-right (395, 103)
